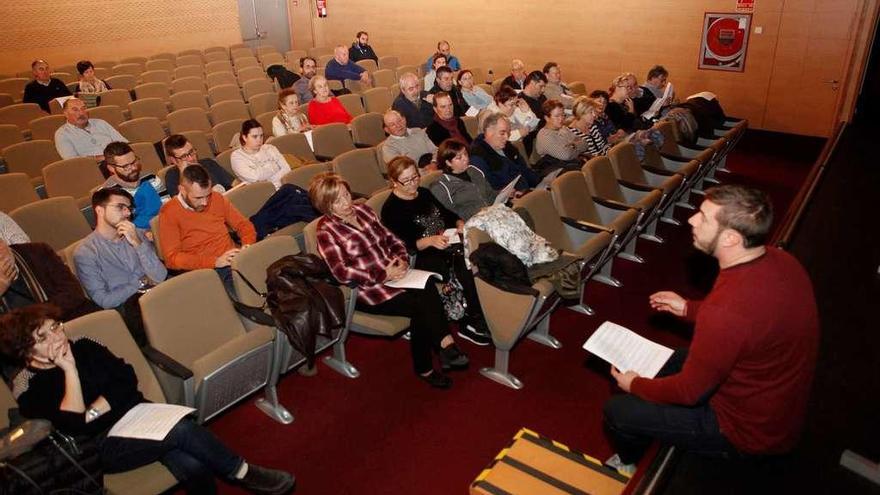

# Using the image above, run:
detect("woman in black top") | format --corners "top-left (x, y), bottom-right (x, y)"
top-left (380, 157), bottom-right (491, 346)
top-left (0, 304), bottom-right (295, 495)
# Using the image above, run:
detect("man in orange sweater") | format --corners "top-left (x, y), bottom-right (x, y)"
top-left (158, 165), bottom-right (256, 290)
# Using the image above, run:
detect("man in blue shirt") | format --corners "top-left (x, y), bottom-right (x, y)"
top-left (325, 45), bottom-right (372, 89)
top-left (424, 40), bottom-right (461, 72)
top-left (99, 142), bottom-right (166, 229)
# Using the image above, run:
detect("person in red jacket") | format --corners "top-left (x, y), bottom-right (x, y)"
top-left (603, 185), bottom-right (819, 475)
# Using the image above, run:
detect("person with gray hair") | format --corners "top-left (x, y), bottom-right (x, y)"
top-left (392, 72), bottom-right (434, 128)
top-left (381, 110), bottom-right (437, 169)
top-left (469, 113), bottom-right (539, 191)
top-left (54, 97), bottom-right (128, 177)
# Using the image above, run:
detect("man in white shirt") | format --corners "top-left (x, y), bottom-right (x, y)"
top-left (54, 98), bottom-right (128, 177)
top-left (381, 110), bottom-right (437, 171)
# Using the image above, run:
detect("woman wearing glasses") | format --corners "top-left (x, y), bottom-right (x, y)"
top-left (309, 172), bottom-right (469, 389)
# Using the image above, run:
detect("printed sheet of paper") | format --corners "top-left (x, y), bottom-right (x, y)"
top-left (535, 168), bottom-right (562, 191)
top-left (687, 91), bottom-right (717, 101)
top-left (384, 269), bottom-right (442, 289)
top-left (508, 129), bottom-right (522, 142)
top-left (493, 175), bottom-right (521, 206)
top-left (582, 321), bottom-right (674, 378)
top-left (107, 403), bottom-right (196, 441)
top-left (443, 228), bottom-right (461, 245)
top-left (465, 106), bottom-right (480, 117)
top-left (303, 130), bottom-right (314, 151)
top-left (641, 82), bottom-right (675, 120)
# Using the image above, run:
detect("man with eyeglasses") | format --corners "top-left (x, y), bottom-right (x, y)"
top-left (163, 134), bottom-right (235, 195)
top-left (73, 188), bottom-right (166, 345)
top-left (97, 142), bottom-right (166, 230)
top-left (55, 98), bottom-right (128, 178)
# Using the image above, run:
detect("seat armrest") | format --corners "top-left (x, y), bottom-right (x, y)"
top-left (618, 179), bottom-right (658, 192)
top-left (142, 345), bottom-right (194, 379)
top-left (315, 154), bottom-right (335, 161)
top-left (354, 143), bottom-right (372, 149)
top-left (659, 152), bottom-right (692, 163)
top-left (561, 216), bottom-right (613, 234)
top-left (593, 196), bottom-right (638, 211)
top-left (642, 164), bottom-right (678, 176)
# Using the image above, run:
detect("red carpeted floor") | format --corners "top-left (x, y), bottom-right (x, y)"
top-left (203, 129), bottom-right (823, 495)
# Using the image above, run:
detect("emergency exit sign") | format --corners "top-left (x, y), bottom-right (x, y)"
top-left (736, 0), bottom-right (755, 12)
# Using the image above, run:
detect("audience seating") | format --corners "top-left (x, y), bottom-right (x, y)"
top-left (3, 139), bottom-right (61, 187)
top-left (248, 93), bottom-right (276, 118)
top-left (206, 71), bottom-right (238, 89)
top-left (140, 70), bottom-right (172, 86)
top-left (87, 105), bottom-right (126, 128)
top-left (342, 80), bottom-right (367, 95)
top-left (128, 97), bottom-right (169, 123)
top-left (316, 54), bottom-right (334, 67)
top-left (350, 112), bottom-right (386, 147)
top-left (235, 58), bottom-right (261, 72)
top-left (121, 56), bottom-right (148, 66)
top-left (180, 130), bottom-right (215, 160)
top-left (255, 111), bottom-right (276, 137)
top-left (97, 88), bottom-right (133, 109)
top-left (119, 117), bottom-right (166, 144)
top-left (333, 148), bottom-right (388, 198)
top-left (462, 115), bottom-right (479, 138)
top-left (231, 47), bottom-right (254, 60)
top-left (145, 59), bottom-right (175, 72)
top-left (371, 70), bottom-right (395, 90)
top-left (28, 114), bottom-right (66, 141)
top-left (215, 149), bottom-right (234, 176)
top-left (205, 61), bottom-right (234, 75)
top-left (0, 103), bottom-right (45, 138)
top-left (167, 107), bottom-right (212, 137)
top-left (210, 100), bottom-right (250, 125)
top-left (236, 66), bottom-right (264, 84)
top-left (42, 157), bottom-right (105, 208)
top-left (140, 269), bottom-right (285, 423)
top-left (130, 141), bottom-right (164, 175)
top-left (134, 82), bottom-right (171, 102)
top-left (170, 90), bottom-right (209, 112)
top-left (242, 79), bottom-right (275, 101)
top-left (267, 133), bottom-right (318, 163)
top-left (311, 123), bottom-right (355, 160)
top-left (0, 94), bottom-right (14, 109)
top-left (378, 56), bottom-right (399, 70)
top-left (173, 65), bottom-right (203, 80)
top-left (356, 59), bottom-right (378, 73)
top-left (176, 55), bottom-right (204, 68)
top-left (112, 63), bottom-right (143, 78)
top-left (568, 81), bottom-right (587, 95)
top-left (50, 72), bottom-right (75, 84)
top-left (0, 78), bottom-right (28, 102)
top-left (204, 51), bottom-right (229, 63)
top-left (337, 93), bottom-right (365, 117)
top-left (10, 196), bottom-right (91, 251)
top-left (105, 74), bottom-right (137, 91)
top-left (285, 50), bottom-right (307, 63)
top-left (607, 142), bottom-right (686, 225)
top-left (260, 53), bottom-right (285, 68)
top-left (0, 172), bottom-right (40, 212)
top-left (208, 84), bottom-right (244, 105)
top-left (307, 47), bottom-right (332, 58)
top-left (281, 162), bottom-right (329, 189)
top-left (395, 65), bottom-right (417, 79)
top-left (149, 214), bottom-right (163, 260)
top-left (361, 87), bottom-right (392, 114)
top-left (212, 118), bottom-right (245, 152)
top-left (0, 123), bottom-right (24, 156)
top-left (171, 76), bottom-right (206, 95)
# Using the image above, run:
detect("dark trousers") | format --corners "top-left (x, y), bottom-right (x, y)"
top-left (356, 284), bottom-right (449, 375)
top-left (603, 348), bottom-right (738, 464)
top-left (100, 418), bottom-right (243, 494)
top-left (414, 248), bottom-right (483, 321)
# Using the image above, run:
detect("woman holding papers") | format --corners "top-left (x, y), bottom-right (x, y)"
top-left (429, 139), bottom-right (497, 220)
top-left (0, 305), bottom-right (295, 494)
top-left (309, 172), bottom-right (468, 389)
top-left (381, 156), bottom-right (491, 347)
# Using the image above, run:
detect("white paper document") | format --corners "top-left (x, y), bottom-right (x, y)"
top-left (493, 174), bottom-right (521, 206)
top-left (535, 168), bottom-right (562, 190)
top-left (508, 129), bottom-right (522, 142)
top-left (465, 106), bottom-right (480, 117)
top-left (582, 321), bottom-right (674, 378)
top-left (107, 403), bottom-right (196, 441)
top-left (302, 130), bottom-right (315, 151)
top-left (641, 82), bottom-right (674, 120)
top-left (384, 269), bottom-right (442, 289)
top-left (443, 228), bottom-right (461, 245)
top-left (687, 91), bottom-right (717, 101)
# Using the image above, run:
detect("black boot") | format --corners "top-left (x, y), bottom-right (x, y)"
top-left (236, 464), bottom-right (296, 495)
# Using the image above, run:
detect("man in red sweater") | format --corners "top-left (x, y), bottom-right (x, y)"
top-left (603, 185), bottom-right (819, 475)
top-left (158, 164), bottom-right (256, 292)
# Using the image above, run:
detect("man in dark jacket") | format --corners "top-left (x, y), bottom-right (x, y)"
top-left (426, 92), bottom-right (472, 146)
top-left (23, 59), bottom-right (72, 113)
top-left (348, 31), bottom-right (379, 63)
top-left (429, 66), bottom-right (469, 118)
top-left (393, 72), bottom-right (434, 129)
top-left (469, 113), bottom-right (539, 191)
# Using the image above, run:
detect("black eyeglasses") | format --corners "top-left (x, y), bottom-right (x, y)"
top-left (396, 175), bottom-right (419, 186)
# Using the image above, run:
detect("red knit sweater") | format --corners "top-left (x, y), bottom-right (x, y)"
top-left (631, 247), bottom-right (819, 454)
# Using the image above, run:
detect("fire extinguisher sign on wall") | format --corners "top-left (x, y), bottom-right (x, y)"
top-left (316, 0), bottom-right (327, 18)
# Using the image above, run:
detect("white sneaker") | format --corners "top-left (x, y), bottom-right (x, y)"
top-left (605, 454), bottom-right (636, 477)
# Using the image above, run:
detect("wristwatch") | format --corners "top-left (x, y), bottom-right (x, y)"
top-left (86, 407), bottom-right (100, 422)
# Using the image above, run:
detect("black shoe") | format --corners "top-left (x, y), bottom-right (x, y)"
top-left (419, 370), bottom-right (452, 389)
top-left (237, 464), bottom-right (296, 495)
top-left (457, 318), bottom-right (492, 346)
top-left (440, 344), bottom-right (469, 371)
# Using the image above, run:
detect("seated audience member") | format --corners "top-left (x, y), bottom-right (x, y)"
top-left (0, 239), bottom-right (99, 320)
top-left (73, 60), bottom-right (110, 94)
top-left (307, 75), bottom-right (353, 126)
top-left (392, 72), bottom-right (434, 129)
top-left (568, 96), bottom-right (611, 157)
top-left (457, 70), bottom-right (493, 110)
top-left (23, 59), bottom-right (72, 113)
top-left (73, 188), bottom-right (166, 344)
top-left (100, 142), bottom-right (165, 229)
top-left (603, 185), bottom-right (819, 476)
top-left (0, 213), bottom-right (29, 245)
top-left (231, 120), bottom-right (291, 190)
top-left (424, 40), bottom-right (461, 72)
top-left (272, 89), bottom-right (311, 136)
top-left (381, 110), bottom-right (437, 167)
top-left (325, 45), bottom-right (371, 88)
top-left (164, 134), bottom-right (235, 194)
top-left (519, 71), bottom-right (549, 153)
top-left (429, 66), bottom-right (469, 117)
top-left (0, 305), bottom-right (296, 495)
top-left (55, 98), bottom-right (129, 177)
top-left (381, 156), bottom-right (490, 345)
top-left (481, 86), bottom-right (540, 140)
top-left (589, 90), bottom-right (627, 143)
top-left (429, 139), bottom-right (496, 221)
top-left (292, 56), bottom-right (317, 104)
top-left (349, 31), bottom-right (379, 63)
top-left (501, 59), bottom-right (527, 91)
top-left (644, 65), bottom-right (671, 101)
top-left (158, 165), bottom-right (256, 289)
top-left (310, 172), bottom-right (468, 388)
top-left (542, 62), bottom-right (573, 107)
top-left (535, 99), bottom-right (588, 173)
top-left (426, 92), bottom-right (472, 146)
top-left (623, 72), bottom-right (657, 116)
top-left (423, 53), bottom-right (448, 91)
top-left (469, 113), bottom-right (539, 191)
top-left (607, 74), bottom-right (650, 132)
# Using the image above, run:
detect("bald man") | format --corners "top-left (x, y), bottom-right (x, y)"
top-left (54, 98), bottom-right (128, 177)
top-left (381, 110), bottom-right (437, 169)
top-left (325, 45), bottom-right (371, 88)
top-left (22, 59), bottom-right (72, 112)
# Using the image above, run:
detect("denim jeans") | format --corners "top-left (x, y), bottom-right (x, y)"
top-left (99, 418), bottom-right (243, 494)
top-left (603, 348), bottom-right (738, 464)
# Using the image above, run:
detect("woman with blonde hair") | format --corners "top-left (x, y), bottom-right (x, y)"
top-left (271, 88), bottom-right (311, 136)
top-left (306, 75), bottom-right (352, 125)
top-left (569, 96), bottom-right (611, 157)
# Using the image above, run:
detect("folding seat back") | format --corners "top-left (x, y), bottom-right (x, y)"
top-left (307, 46), bottom-right (332, 58)
top-left (568, 81), bottom-right (587, 95)
top-left (50, 72), bottom-right (75, 84)
top-left (225, 180), bottom-right (274, 218)
top-left (112, 63), bottom-right (143, 77)
top-left (119, 117), bottom-right (166, 144)
top-left (333, 148), bottom-right (387, 197)
top-left (140, 70), bottom-right (172, 86)
top-left (173, 65), bottom-right (203, 80)
top-left (234, 57), bottom-right (260, 71)
top-left (607, 142), bottom-right (682, 195)
top-left (87, 105), bottom-right (126, 128)
top-left (181, 130), bottom-right (215, 160)
top-left (365, 188), bottom-right (392, 213)
top-left (231, 47), bottom-right (254, 61)
top-left (97, 88), bottom-right (132, 108)
top-left (0, 78), bottom-right (28, 102)
top-left (150, 52), bottom-right (177, 61)
top-left (0, 94), bottom-right (14, 109)
top-left (28, 114), bottom-right (66, 141)
top-left (0, 172), bottom-right (40, 212)
top-left (130, 141), bottom-right (164, 175)
top-left (205, 61), bottom-right (234, 75)
top-left (204, 51), bottom-right (230, 63)
top-left (134, 82), bottom-right (170, 101)
top-left (0, 123), bottom-right (23, 152)
top-left (255, 45), bottom-right (278, 57)
top-left (462, 115), bottom-right (478, 138)
top-left (206, 71), bottom-right (238, 89)
top-left (316, 55), bottom-right (334, 67)
top-left (10, 196), bottom-right (91, 251)
top-left (105, 74), bottom-right (137, 91)
top-left (248, 93), bottom-right (276, 118)
top-left (236, 66), bottom-right (263, 84)
top-left (311, 122), bottom-right (355, 160)
top-left (178, 48), bottom-right (203, 57)
top-left (582, 156), bottom-right (664, 242)
top-left (170, 90), bottom-right (209, 111)
top-left (215, 149), bottom-right (234, 176)
top-left (208, 84), bottom-right (243, 105)
top-left (260, 53), bottom-right (285, 68)
top-left (176, 55), bottom-right (203, 68)
top-left (212, 118), bottom-right (245, 152)
top-left (128, 97), bottom-right (168, 122)
top-left (420, 170), bottom-right (442, 188)
top-left (343, 79), bottom-right (367, 96)
top-left (469, 68), bottom-right (486, 85)
top-left (4, 140), bottom-right (61, 186)
top-left (395, 65), bottom-right (418, 79)
top-left (0, 103), bottom-right (45, 133)
top-left (167, 107), bottom-right (212, 135)
top-left (356, 59), bottom-right (378, 73)
top-left (371, 69), bottom-right (395, 89)
top-left (285, 50), bottom-right (307, 63)
top-left (242, 79), bottom-right (274, 101)
top-left (281, 162), bottom-right (329, 189)
top-left (42, 157), bottom-right (105, 208)
top-left (205, 46), bottom-right (229, 56)
top-left (491, 78), bottom-right (505, 95)
top-left (210, 100), bottom-right (250, 124)
top-left (350, 112), bottom-right (386, 147)
top-left (145, 59), bottom-right (175, 72)
top-left (255, 111), bottom-right (276, 137)
top-left (121, 56), bottom-right (148, 66)
top-left (378, 56), bottom-right (399, 70)
top-left (61, 310), bottom-right (179, 495)
top-left (171, 76), bottom-right (206, 95)
top-left (361, 87), bottom-right (392, 114)
top-left (139, 269), bottom-right (277, 422)
top-left (267, 132), bottom-right (318, 162)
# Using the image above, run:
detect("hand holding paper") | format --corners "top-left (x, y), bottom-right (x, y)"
top-left (583, 321), bottom-right (673, 378)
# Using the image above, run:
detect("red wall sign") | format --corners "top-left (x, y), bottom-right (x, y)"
top-left (698, 13), bottom-right (752, 72)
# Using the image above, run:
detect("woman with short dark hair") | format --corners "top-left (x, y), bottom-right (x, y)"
top-left (74, 60), bottom-right (110, 94)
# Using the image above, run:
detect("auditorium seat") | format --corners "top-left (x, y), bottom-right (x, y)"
top-left (212, 118), bottom-right (245, 152)
top-left (248, 93), bottom-right (276, 118)
top-left (337, 93), bottom-right (365, 117)
top-left (307, 46), bottom-right (332, 58)
top-left (140, 70), bottom-right (172, 86)
top-left (28, 114), bottom-right (66, 141)
top-left (356, 59), bottom-right (378, 74)
top-left (311, 123), bottom-right (355, 160)
top-left (97, 88), bottom-right (132, 110)
top-left (332, 148), bottom-right (387, 198)
top-left (395, 65), bottom-right (418, 79)
top-left (0, 94), bottom-right (14, 109)
top-left (50, 72), bottom-right (75, 84)
top-left (176, 55), bottom-right (204, 68)
top-left (350, 112), bottom-right (386, 147)
top-left (607, 142), bottom-right (686, 225)
top-left (267, 132), bottom-right (318, 163)
top-left (370, 69), bottom-right (395, 90)
top-left (130, 141), bottom-right (164, 175)
top-left (361, 87), bottom-right (392, 114)
top-left (128, 98), bottom-right (168, 124)
top-left (173, 65), bottom-right (203, 80)
top-left (134, 82), bottom-right (171, 102)
top-left (205, 60), bottom-right (234, 75)
top-left (0, 172), bottom-right (40, 212)
top-left (242, 79), bottom-right (274, 101)
top-left (260, 53), bottom-right (285, 68)
top-left (378, 56), bottom-right (399, 71)
top-left (112, 63), bottom-right (143, 78)
top-left (105, 74), bottom-right (137, 91)
top-left (120, 56), bottom-right (148, 66)
top-left (0, 103), bottom-right (45, 138)
top-left (255, 111), bottom-right (276, 138)
top-left (180, 130), bottom-right (216, 159)
top-left (118, 117), bottom-right (166, 144)
top-left (87, 105), bottom-right (126, 128)
top-left (285, 50), bottom-right (307, 63)
top-left (3, 139), bottom-right (61, 187)
top-left (281, 162), bottom-right (329, 189)
top-left (167, 108), bottom-right (212, 137)
top-left (145, 59), bottom-right (175, 73)
top-left (0, 123), bottom-right (24, 158)
top-left (567, 81), bottom-right (587, 95)
top-left (170, 90), bottom-right (209, 112)
top-left (42, 157), bottom-right (105, 208)
top-left (171, 76), bottom-right (206, 95)
top-left (215, 149), bottom-right (234, 176)
top-left (10, 196), bottom-right (91, 251)
top-left (208, 84), bottom-right (244, 105)
top-left (0, 78), bottom-right (28, 102)
top-left (209, 100), bottom-right (250, 125)
top-left (206, 71), bottom-right (238, 89)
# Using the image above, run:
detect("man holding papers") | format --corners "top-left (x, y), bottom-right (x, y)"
top-left (602, 185), bottom-right (819, 475)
